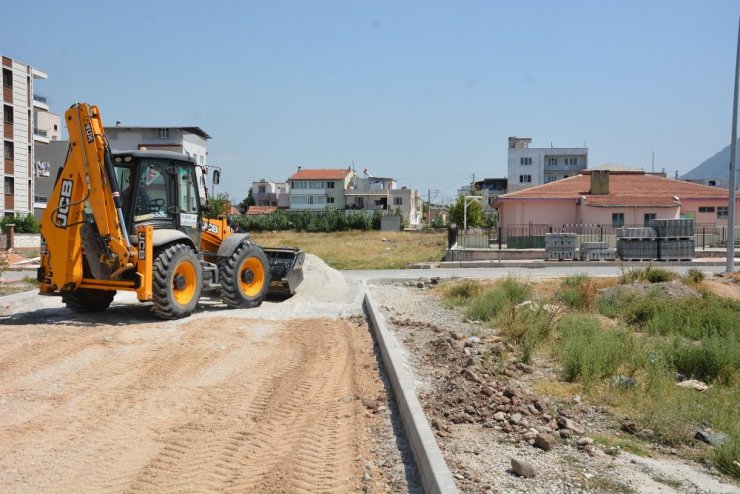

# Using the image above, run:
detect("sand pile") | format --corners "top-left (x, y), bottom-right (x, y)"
top-left (291, 254), bottom-right (350, 303)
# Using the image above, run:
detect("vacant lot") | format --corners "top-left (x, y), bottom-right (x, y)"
top-left (251, 230), bottom-right (446, 269)
top-left (0, 255), bottom-right (415, 493)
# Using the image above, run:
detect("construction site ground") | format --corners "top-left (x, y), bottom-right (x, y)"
top-left (1, 258), bottom-right (737, 493)
top-left (0, 255), bottom-right (420, 493)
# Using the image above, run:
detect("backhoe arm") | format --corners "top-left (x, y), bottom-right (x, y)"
top-left (39, 103), bottom-right (134, 292)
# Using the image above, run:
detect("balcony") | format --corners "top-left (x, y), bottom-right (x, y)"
top-left (33, 127), bottom-right (50, 143)
top-left (32, 94), bottom-right (49, 110)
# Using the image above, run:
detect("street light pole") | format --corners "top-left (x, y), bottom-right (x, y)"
top-left (727, 16), bottom-right (739, 273)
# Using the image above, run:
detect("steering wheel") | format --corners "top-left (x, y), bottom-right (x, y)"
top-left (149, 198), bottom-right (166, 212)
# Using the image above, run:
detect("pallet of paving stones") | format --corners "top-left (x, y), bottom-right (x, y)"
top-left (657, 238), bottom-right (695, 261)
top-left (649, 218), bottom-right (694, 238)
top-left (616, 227), bottom-right (656, 239)
top-left (545, 233), bottom-right (577, 249)
top-left (617, 238), bottom-right (658, 260)
top-left (544, 250), bottom-right (577, 261)
top-left (580, 248), bottom-right (617, 261)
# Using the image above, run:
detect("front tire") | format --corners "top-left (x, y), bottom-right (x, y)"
top-left (62, 288), bottom-right (116, 313)
top-left (219, 242), bottom-right (271, 308)
top-left (151, 244), bottom-right (202, 320)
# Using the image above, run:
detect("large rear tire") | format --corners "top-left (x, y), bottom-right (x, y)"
top-left (219, 242), bottom-right (271, 308)
top-left (151, 243), bottom-right (202, 320)
top-left (61, 288), bottom-right (116, 313)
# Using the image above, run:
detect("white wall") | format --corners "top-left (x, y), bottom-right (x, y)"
top-left (508, 146), bottom-right (587, 192)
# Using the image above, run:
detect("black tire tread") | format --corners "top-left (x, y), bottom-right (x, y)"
top-left (151, 243), bottom-right (202, 320)
top-left (61, 289), bottom-right (116, 313)
top-left (219, 242), bottom-right (270, 308)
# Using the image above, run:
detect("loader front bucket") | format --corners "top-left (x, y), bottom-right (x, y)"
top-left (264, 247), bottom-right (305, 296)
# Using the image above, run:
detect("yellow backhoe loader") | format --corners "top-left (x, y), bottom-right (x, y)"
top-left (38, 102), bottom-right (303, 319)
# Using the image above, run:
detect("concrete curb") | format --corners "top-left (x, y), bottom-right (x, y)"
top-left (0, 289), bottom-right (39, 304)
top-left (363, 291), bottom-right (459, 494)
top-left (410, 259), bottom-right (738, 269)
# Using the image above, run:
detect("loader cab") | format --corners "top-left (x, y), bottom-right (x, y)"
top-left (111, 150), bottom-right (203, 248)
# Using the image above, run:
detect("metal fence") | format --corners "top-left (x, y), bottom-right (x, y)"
top-left (448, 222), bottom-right (740, 250)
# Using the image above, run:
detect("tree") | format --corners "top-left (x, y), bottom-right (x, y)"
top-left (448, 193), bottom-right (484, 228)
top-left (206, 192), bottom-right (230, 218)
top-left (238, 189), bottom-right (255, 214)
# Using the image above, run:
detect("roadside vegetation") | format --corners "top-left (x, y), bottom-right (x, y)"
top-left (442, 269), bottom-right (740, 479)
top-left (231, 207), bottom-right (408, 232)
top-left (251, 230), bottom-right (446, 270)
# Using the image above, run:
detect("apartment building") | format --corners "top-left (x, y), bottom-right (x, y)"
top-left (105, 125), bottom-right (210, 168)
top-left (287, 167), bottom-right (354, 210)
top-left (507, 137), bottom-right (587, 192)
top-left (251, 179), bottom-right (290, 208)
top-left (2, 54), bottom-right (53, 217)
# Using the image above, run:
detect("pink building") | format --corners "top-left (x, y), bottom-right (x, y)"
top-left (495, 170), bottom-right (739, 229)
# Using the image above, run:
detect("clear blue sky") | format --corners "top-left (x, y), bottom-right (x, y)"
top-left (4, 0), bottom-right (739, 203)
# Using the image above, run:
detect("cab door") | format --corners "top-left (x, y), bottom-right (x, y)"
top-left (175, 163), bottom-right (202, 248)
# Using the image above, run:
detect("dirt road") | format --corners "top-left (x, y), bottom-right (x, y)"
top-left (0, 305), bottom-right (386, 492)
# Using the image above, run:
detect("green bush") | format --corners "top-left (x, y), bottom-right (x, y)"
top-left (661, 335), bottom-right (739, 385)
top-left (557, 314), bottom-right (632, 386)
top-left (463, 277), bottom-right (531, 322)
top-left (558, 273), bottom-right (597, 310)
top-left (685, 268), bottom-right (705, 285)
top-left (619, 265), bottom-right (676, 284)
top-left (0, 213), bottom-right (40, 234)
top-left (644, 294), bottom-right (739, 339)
top-left (230, 208), bottom-right (405, 233)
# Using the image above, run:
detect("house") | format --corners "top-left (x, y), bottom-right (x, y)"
top-left (494, 169), bottom-right (740, 230)
top-left (105, 125), bottom-right (210, 169)
top-left (2, 54), bottom-right (55, 217)
top-left (346, 175), bottom-right (422, 227)
top-left (251, 179), bottom-right (289, 208)
top-left (507, 137), bottom-right (588, 192)
top-left (474, 177), bottom-right (508, 210)
top-left (287, 167), bottom-right (355, 210)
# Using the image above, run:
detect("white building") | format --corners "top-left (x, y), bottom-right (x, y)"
top-left (288, 167), bottom-right (354, 210)
top-left (2, 54), bottom-right (52, 217)
top-left (507, 137), bottom-right (587, 192)
top-left (347, 176), bottom-right (422, 227)
top-left (105, 126), bottom-right (210, 169)
top-left (252, 179), bottom-right (290, 208)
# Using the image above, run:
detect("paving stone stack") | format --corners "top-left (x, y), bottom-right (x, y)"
top-left (579, 241), bottom-right (616, 261)
top-left (650, 219), bottom-right (695, 261)
top-left (616, 227), bottom-right (658, 261)
top-left (544, 233), bottom-right (577, 261)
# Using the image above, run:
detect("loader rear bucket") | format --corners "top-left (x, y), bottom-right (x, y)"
top-left (264, 247), bottom-right (305, 296)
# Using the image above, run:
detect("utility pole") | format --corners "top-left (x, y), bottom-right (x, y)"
top-left (727, 16), bottom-right (739, 273)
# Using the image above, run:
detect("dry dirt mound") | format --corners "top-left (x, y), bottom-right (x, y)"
top-left (599, 280), bottom-right (700, 300)
top-left (291, 253), bottom-right (349, 303)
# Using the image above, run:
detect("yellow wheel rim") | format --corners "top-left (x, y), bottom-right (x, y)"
top-left (239, 257), bottom-right (265, 298)
top-left (172, 260), bottom-right (197, 305)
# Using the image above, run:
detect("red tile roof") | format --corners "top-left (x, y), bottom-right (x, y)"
top-left (246, 206), bottom-right (277, 215)
top-left (496, 172), bottom-right (734, 207)
top-left (288, 168), bottom-right (352, 180)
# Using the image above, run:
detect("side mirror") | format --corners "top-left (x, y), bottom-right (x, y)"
top-left (212, 169), bottom-right (220, 185)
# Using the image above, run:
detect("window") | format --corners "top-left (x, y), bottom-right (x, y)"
top-left (643, 213), bottom-right (656, 226)
top-left (520, 157), bottom-right (532, 166)
top-left (565, 157), bottom-right (577, 166)
top-left (393, 197), bottom-right (403, 205)
top-left (717, 207), bottom-right (728, 218)
top-left (612, 213), bottom-right (625, 227)
top-left (698, 206), bottom-right (715, 213)
top-left (519, 174), bottom-right (532, 183)
top-left (4, 140), bottom-right (14, 159)
top-left (3, 105), bottom-right (12, 124)
top-left (327, 181), bottom-right (335, 189)
top-left (2, 68), bottom-right (11, 88)
top-left (4, 177), bottom-right (14, 195)
top-left (258, 186), bottom-right (266, 194)
top-left (134, 160), bottom-right (172, 219)
top-left (177, 164), bottom-right (199, 214)
top-left (708, 180), bottom-right (717, 186)
top-left (545, 176), bottom-right (556, 183)
top-left (327, 196), bottom-right (335, 204)
top-left (158, 128), bottom-right (169, 139)
top-left (547, 157), bottom-right (557, 166)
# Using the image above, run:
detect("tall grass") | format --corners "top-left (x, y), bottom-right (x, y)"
top-left (557, 314), bottom-right (633, 387)
top-left (558, 273), bottom-right (597, 311)
top-left (619, 264), bottom-right (676, 284)
top-left (463, 277), bottom-right (532, 322)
